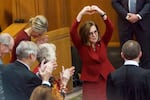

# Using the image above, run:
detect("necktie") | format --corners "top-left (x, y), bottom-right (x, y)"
top-left (129, 0), bottom-right (136, 13)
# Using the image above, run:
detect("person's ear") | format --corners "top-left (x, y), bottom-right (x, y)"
top-left (138, 51), bottom-right (142, 58)
top-left (121, 52), bottom-right (125, 59)
top-left (29, 53), bottom-right (36, 60)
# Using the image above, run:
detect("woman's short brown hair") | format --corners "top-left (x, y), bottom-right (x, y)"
top-left (79, 21), bottom-right (100, 45)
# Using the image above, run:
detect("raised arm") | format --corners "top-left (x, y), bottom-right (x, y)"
top-left (91, 5), bottom-right (114, 45)
top-left (70, 6), bottom-right (91, 49)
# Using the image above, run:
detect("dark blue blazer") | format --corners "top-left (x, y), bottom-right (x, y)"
top-left (2, 61), bottom-right (42, 100)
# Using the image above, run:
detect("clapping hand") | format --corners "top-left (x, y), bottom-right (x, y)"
top-left (60, 66), bottom-right (75, 93)
top-left (39, 59), bottom-right (58, 81)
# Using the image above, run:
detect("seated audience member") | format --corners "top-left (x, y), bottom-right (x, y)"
top-left (0, 33), bottom-right (14, 64)
top-left (107, 40), bottom-right (150, 100)
top-left (0, 33), bottom-right (14, 100)
top-left (2, 41), bottom-right (57, 100)
top-left (33, 43), bottom-right (57, 73)
top-left (10, 15), bottom-right (49, 62)
top-left (30, 85), bottom-right (53, 100)
top-left (34, 43), bottom-right (75, 99)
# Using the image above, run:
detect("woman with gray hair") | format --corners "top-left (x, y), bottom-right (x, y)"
top-left (33, 43), bottom-right (75, 99)
top-left (37, 43), bottom-right (56, 64)
top-left (10, 15), bottom-right (49, 62)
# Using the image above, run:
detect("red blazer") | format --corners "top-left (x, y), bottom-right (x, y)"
top-left (70, 18), bottom-right (115, 81)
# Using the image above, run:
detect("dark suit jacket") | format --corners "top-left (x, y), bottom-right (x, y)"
top-left (112, 0), bottom-right (150, 31)
top-left (2, 61), bottom-right (42, 100)
top-left (0, 64), bottom-right (5, 100)
top-left (107, 65), bottom-right (150, 100)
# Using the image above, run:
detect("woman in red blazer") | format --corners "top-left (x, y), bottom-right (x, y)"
top-left (70, 5), bottom-right (115, 100)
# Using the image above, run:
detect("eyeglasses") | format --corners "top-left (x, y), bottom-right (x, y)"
top-left (89, 30), bottom-right (98, 35)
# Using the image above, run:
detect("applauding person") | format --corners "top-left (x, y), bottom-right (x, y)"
top-left (33, 43), bottom-right (74, 99)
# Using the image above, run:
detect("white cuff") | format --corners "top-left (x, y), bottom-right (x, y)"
top-left (42, 81), bottom-right (51, 87)
top-left (136, 14), bottom-right (142, 20)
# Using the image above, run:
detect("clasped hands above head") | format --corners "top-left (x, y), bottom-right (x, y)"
top-left (80, 5), bottom-right (105, 15)
top-left (77, 5), bottom-right (106, 22)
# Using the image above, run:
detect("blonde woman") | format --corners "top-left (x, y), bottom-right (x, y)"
top-left (10, 15), bottom-right (48, 62)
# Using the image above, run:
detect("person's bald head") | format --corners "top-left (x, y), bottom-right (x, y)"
top-left (121, 40), bottom-right (141, 60)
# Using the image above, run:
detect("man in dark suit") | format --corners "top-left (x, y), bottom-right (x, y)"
top-left (106, 40), bottom-right (150, 100)
top-left (0, 33), bottom-right (14, 100)
top-left (2, 41), bottom-right (57, 100)
top-left (112, 0), bottom-right (150, 68)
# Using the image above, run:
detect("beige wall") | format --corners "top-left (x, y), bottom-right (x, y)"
top-left (0, 0), bottom-right (12, 30)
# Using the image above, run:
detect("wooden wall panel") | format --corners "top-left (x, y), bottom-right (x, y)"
top-left (12, 0), bottom-right (69, 31)
top-left (46, 0), bottom-right (70, 30)
top-left (12, 0), bottom-right (48, 22)
top-left (0, 0), bottom-right (12, 30)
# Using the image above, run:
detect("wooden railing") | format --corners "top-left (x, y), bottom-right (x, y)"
top-left (2, 23), bottom-right (28, 37)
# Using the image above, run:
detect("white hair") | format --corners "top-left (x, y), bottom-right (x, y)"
top-left (37, 43), bottom-right (56, 63)
top-left (16, 41), bottom-right (38, 59)
top-left (29, 15), bottom-right (48, 34)
top-left (0, 33), bottom-right (14, 47)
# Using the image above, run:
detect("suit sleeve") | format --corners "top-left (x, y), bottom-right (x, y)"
top-left (70, 20), bottom-right (82, 49)
top-left (138, 0), bottom-right (150, 18)
top-left (26, 74), bottom-right (42, 98)
top-left (111, 0), bottom-right (128, 18)
top-left (101, 17), bottom-right (114, 46)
